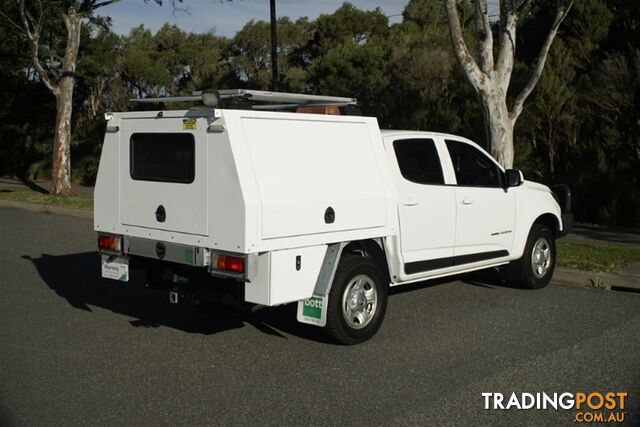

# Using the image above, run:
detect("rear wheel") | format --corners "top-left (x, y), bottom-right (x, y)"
top-left (510, 224), bottom-right (556, 289)
top-left (326, 255), bottom-right (388, 345)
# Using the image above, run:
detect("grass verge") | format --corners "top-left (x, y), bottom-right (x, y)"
top-left (557, 241), bottom-right (640, 272)
top-left (0, 189), bottom-right (93, 210)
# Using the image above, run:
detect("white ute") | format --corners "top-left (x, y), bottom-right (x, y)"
top-left (95, 89), bottom-right (572, 344)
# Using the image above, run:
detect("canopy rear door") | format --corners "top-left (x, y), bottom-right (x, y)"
top-left (119, 117), bottom-right (209, 236)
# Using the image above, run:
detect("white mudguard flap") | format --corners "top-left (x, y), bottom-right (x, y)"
top-left (297, 295), bottom-right (328, 327)
top-left (118, 117), bottom-right (209, 236)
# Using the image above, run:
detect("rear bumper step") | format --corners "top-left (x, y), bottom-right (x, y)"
top-left (125, 236), bottom-right (208, 266)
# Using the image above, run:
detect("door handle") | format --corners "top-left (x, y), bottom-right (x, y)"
top-left (460, 198), bottom-right (473, 205)
top-left (403, 197), bottom-right (419, 206)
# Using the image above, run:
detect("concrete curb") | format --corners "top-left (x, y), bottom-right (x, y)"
top-left (0, 199), bottom-right (92, 219)
top-left (553, 268), bottom-right (640, 293)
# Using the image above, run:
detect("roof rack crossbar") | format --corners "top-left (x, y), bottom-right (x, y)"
top-left (132, 95), bottom-right (201, 104)
top-left (130, 89), bottom-right (357, 107)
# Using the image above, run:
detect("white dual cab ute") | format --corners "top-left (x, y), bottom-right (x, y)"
top-left (95, 89), bottom-right (572, 344)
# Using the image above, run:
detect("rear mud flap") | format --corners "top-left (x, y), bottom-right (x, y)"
top-left (296, 295), bottom-right (328, 327)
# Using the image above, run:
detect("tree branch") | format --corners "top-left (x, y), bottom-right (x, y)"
top-left (474, 0), bottom-right (494, 74)
top-left (443, 0), bottom-right (484, 91)
top-left (495, 0), bottom-right (518, 84)
top-left (62, 11), bottom-right (83, 74)
top-left (78, 0), bottom-right (123, 14)
top-left (17, 0), bottom-right (59, 95)
top-left (0, 10), bottom-right (24, 33)
top-left (515, 0), bottom-right (533, 13)
top-left (510, 0), bottom-right (573, 120)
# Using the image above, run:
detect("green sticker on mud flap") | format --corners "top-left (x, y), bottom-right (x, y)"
top-left (297, 295), bottom-right (327, 327)
top-left (302, 296), bottom-right (323, 319)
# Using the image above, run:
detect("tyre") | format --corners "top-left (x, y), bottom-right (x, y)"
top-left (510, 224), bottom-right (556, 289)
top-left (325, 255), bottom-right (388, 345)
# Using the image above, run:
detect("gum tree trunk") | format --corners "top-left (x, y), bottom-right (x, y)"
top-left (481, 90), bottom-right (514, 167)
top-left (16, 2), bottom-right (85, 195)
top-left (52, 87), bottom-right (73, 195)
top-left (51, 11), bottom-right (82, 195)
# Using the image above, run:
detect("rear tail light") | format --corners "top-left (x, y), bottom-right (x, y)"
top-left (213, 254), bottom-right (245, 274)
top-left (98, 234), bottom-right (122, 252)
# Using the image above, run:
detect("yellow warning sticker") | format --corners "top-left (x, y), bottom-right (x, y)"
top-left (182, 118), bottom-right (197, 130)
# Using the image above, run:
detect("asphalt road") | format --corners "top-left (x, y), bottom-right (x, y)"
top-left (1, 206), bottom-right (639, 426)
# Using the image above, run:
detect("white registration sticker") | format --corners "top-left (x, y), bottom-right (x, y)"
top-left (101, 255), bottom-right (129, 282)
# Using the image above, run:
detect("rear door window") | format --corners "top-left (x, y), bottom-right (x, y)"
top-left (130, 133), bottom-right (195, 183)
top-left (393, 138), bottom-right (445, 185)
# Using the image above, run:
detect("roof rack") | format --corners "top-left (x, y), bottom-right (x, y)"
top-left (130, 89), bottom-right (358, 112)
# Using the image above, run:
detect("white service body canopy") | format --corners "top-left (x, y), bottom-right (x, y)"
top-left (94, 109), bottom-right (398, 254)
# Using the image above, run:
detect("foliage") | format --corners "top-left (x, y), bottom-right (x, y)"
top-left (379, 0), bottom-right (480, 137)
top-left (229, 17), bottom-right (311, 91)
top-left (0, 17), bottom-right (55, 180)
top-left (0, 0), bottom-right (638, 225)
top-left (513, 0), bottom-right (640, 226)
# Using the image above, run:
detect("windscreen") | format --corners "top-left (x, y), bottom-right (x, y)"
top-left (130, 133), bottom-right (195, 183)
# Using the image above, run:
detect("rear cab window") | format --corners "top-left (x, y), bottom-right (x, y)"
top-left (130, 133), bottom-right (195, 183)
top-left (393, 138), bottom-right (445, 185)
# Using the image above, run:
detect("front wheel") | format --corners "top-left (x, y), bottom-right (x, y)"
top-left (325, 255), bottom-right (388, 345)
top-left (510, 224), bottom-right (556, 289)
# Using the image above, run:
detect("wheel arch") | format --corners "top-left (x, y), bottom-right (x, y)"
top-left (511, 210), bottom-right (562, 260)
top-left (533, 213), bottom-right (561, 238)
top-left (311, 239), bottom-right (391, 299)
top-left (505, 219), bottom-right (557, 289)
top-left (342, 239), bottom-right (391, 284)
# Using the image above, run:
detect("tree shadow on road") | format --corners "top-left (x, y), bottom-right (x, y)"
top-left (23, 251), bottom-right (333, 342)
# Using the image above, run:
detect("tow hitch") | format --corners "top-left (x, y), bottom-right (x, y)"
top-left (169, 291), bottom-right (179, 304)
top-left (168, 273), bottom-right (200, 305)
top-left (168, 287), bottom-right (200, 305)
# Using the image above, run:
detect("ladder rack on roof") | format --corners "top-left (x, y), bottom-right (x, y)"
top-left (130, 89), bottom-right (358, 112)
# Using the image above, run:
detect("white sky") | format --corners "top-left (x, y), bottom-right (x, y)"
top-left (97, 0), bottom-right (410, 37)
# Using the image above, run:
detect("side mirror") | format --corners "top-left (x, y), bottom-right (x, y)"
top-left (505, 169), bottom-right (524, 187)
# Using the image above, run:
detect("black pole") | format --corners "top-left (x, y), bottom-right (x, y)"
top-left (270, 0), bottom-right (278, 91)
